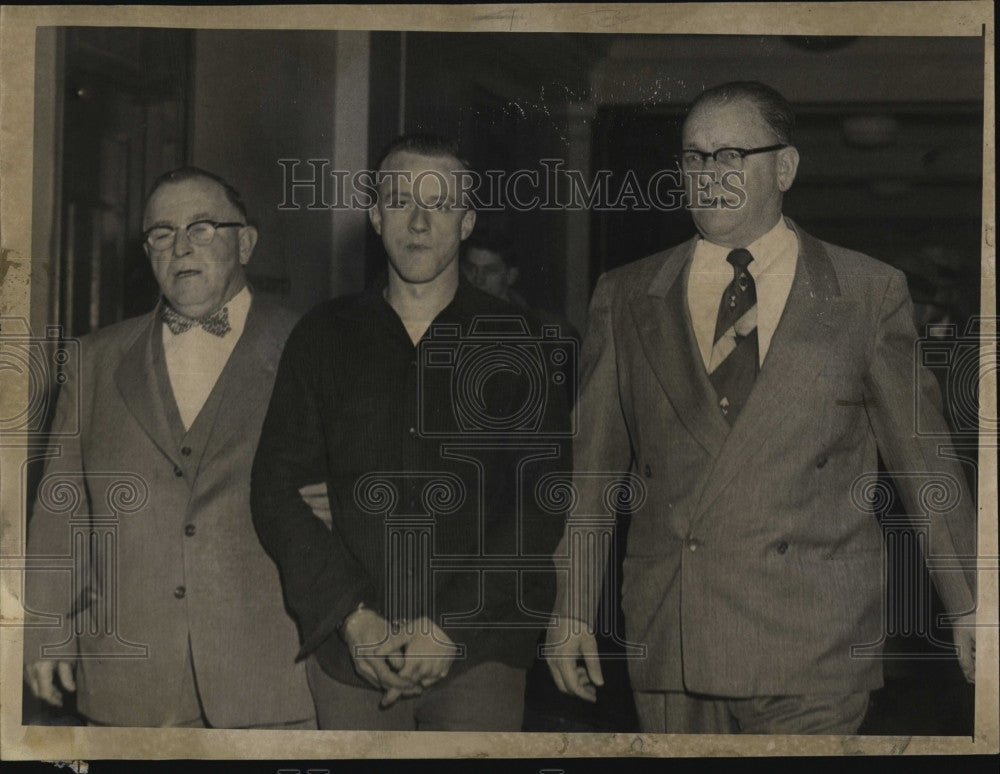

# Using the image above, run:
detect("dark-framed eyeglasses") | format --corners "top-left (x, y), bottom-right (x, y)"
top-left (676, 144), bottom-right (789, 172)
top-left (144, 220), bottom-right (245, 251)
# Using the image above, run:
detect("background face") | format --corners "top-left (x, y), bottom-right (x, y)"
top-left (143, 178), bottom-right (250, 318)
top-left (462, 247), bottom-right (513, 299)
top-left (682, 98), bottom-right (789, 249)
top-left (370, 151), bottom-right (476, 287)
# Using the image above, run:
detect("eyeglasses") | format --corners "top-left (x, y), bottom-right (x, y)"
top-left (676, 144), bottom-right (788, 171)
top-left (144, 220), bottom-right (245, 251)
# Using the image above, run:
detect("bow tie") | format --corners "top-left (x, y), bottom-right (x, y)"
top-left (161, 304), bottom-right (231, 337)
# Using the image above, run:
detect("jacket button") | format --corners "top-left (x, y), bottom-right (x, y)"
top-left (409, 427), bottom-right (417, 438)
top-left (777, 541), bottom-right (789, 554)
top-left (173, 466), bottom-right (183, 477)
top-left (184, 524), bottom-right (196, 537)
top-left (643, 464), bottom-right (652, 477)
top-left (181, 446), bottom-right (192, 456)
top-left (816, 456), bottom-right (828, 469)
top-left (687, 538), bottom-right (701, 552)
top-left (174, 586), bottom-right (186, 599)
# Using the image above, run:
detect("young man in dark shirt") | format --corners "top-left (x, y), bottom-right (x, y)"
top-left (251, 134), bottom-right (571, 730)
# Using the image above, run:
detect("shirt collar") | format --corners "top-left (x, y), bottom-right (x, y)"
top-left (223, 286), bottom-right (252, 338)
top-left (351, 271), bottom-right (481, 323)
top-left (695, 217), bottom-right (797, 277)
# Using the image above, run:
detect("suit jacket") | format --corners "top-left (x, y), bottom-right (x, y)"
top-left (24, 295), bottom-right (314, 727)
top-left (558, 219), bottom-right (977, 697)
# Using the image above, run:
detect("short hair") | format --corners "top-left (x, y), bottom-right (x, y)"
top-left (464, 230), bottom-right (518, 268)
top-left (688, 81), bottom-right (796, 145)
top-left (374, 132), bottom-right (471, 172)
top-left (145, 166), bottom-right (248, 220)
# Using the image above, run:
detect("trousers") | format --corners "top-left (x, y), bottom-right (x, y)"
top-left (633, 689), bottom-right (870, 734)
top-left (306, 657), bottom-right (526, 731)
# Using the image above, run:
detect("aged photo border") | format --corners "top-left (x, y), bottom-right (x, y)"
top-left (1, 1), bottom-right (996, 761)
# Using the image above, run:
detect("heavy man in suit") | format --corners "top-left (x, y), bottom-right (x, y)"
top-left (24, 167), bottom-right (315, 728)
top-left (546, 81), bottom-right (977, 734)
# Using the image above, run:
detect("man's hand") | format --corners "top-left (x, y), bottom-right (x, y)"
top-left (24, 660), bottom-right (76, 707)
top-left (545, 616), bottom-right (604, 702)
top-left (341, 607), bottom-right (420, 704)
top-left (299, 482), bottom-right (332, 529)
top-left (384, 617), bottom-right (459, 701)
top-left (953, 611), bottom-right (976, 683)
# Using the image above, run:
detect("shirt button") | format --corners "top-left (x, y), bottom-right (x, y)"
top-left (173, 466), bottom-right (183, 477)
top-left (687, 539), bottom-right (701, 552)
top-left (643, 464), bottom-right (652, 478)
top-left (777, 541), bottom-right (789, 555)
top-left (184, 524), bottom-right (196, 537)
top-left (409, 427), bottom-right (417, 438)
top-left (174, 586), bottom-right (186, 599)
top-left (181, 446), bottom-right (192, 456)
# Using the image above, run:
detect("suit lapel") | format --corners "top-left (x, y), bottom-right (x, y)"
top-left (114, 309), bottom-right (183, 468)
top-left (196, 296), bottom-right (281, 474)
top-left (629, 239), bottom-right (730, 459)
top-left (694, 222), bottom-right (851, 514)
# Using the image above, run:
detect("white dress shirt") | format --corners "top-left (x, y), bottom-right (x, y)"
top-left (686, 218), bottom-right (799, 370)
top-left (162, 287), bottom-right (251, 430)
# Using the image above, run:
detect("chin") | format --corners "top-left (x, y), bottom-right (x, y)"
top-left (693, 210), bottom-right (746, 242)
top-left (169, 297), bottom-right (213, 316)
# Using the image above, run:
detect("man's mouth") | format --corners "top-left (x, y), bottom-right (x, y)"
top-left (174, 269), bottom-right (201, 279)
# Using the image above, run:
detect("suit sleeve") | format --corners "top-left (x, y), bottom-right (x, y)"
top-left (24, 339), bottom-right (89, 665)
top-left (863, 270), bottom-right (977, 616)
top-left (251, 322), bottom-right (377, 658)
top-left (552, 274), bottom-right (634, 626)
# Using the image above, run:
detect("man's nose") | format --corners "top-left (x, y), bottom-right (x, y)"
top-left (172, 227), bottom-right (193, 256)
top-left (408, 207), bottom-right (430, 232)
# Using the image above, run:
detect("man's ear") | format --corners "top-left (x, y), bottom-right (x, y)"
top-left (776, 145), bottom-right (800, 193)
top-left (460, 209), bottom-right (476, 241)
top-left (368, 205), bottom-right (383, 235)
top-left (238, 225), bottom-right (259, 265)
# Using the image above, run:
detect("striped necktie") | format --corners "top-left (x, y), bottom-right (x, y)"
top-left (707, 248), bottom-right (758, 424)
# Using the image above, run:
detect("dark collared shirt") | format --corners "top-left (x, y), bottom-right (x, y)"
top-left (251, 278), bottom-right (571, 687)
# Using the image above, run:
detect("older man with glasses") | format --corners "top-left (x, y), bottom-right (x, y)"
top-left (546, 81), bottom-right (977, 734)
top-left (24, 166), bottom-right (315, 729)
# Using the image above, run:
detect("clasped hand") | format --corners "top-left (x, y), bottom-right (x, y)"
top-left (341, 608), bottom-right (459, 707)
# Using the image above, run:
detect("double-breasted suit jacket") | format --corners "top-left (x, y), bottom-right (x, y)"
top-left (562, 220), bottom-right (976, 697)
top-left (25, 296), bottom-right (314, 727)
